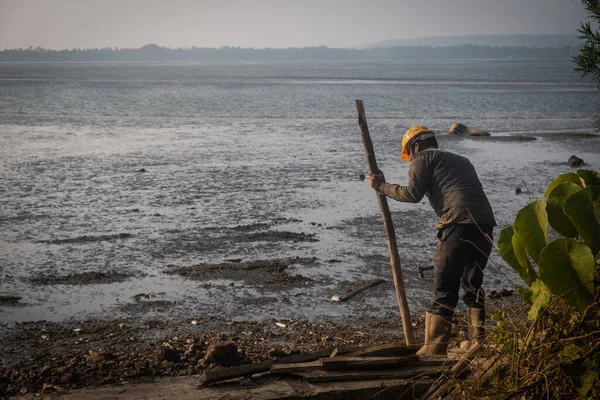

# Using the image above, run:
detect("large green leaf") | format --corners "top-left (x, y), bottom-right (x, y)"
top-left (546, 183), bottom-right (582, 238)
top-left (544, 173), bottom-right (582, 199)
top-left (528, 279), bottom-right (551, 320)
top-left (564, 186), bottom-right (600, 255)
top-left (498, 226), bottom-right (538, 286)
top-left (513, 200), bottom-right (549, 263)
top-left (577, 169), bottom-right (600, 187)
top-left (538, 238), bottom-right (595, 313)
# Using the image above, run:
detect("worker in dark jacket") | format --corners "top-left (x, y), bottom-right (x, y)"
top-left (368, 125), bottom-right (496, 356)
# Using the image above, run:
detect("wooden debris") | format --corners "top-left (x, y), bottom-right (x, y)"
top-left (331, 279), bottom-right (386, 302)
top-left (270, 361), bottom-right (322, 374)
top-left (294, 364), bottom-right (448, 383)
top-left (344, 342), bottom-right (419, 357)
top-left (198, 331), bottom-right (497, 399)
top-left (321, 355), bottom-right (419, 370)
top-left (199, 346), bottom-right (361, 386)
top-left (198, 338), bottom-right (485, 399)
top-left (270, 355), bottom-right (420, 374)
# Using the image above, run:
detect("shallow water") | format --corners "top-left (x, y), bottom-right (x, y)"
top-left (1, 60), bottom-right (599, 325)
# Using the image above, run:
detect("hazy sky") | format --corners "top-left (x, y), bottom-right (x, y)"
top-left (0, 0), bottom-right (591, 50)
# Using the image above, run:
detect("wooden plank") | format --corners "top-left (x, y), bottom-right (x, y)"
top-left (356, 99), bottom-right (415, 345)
top-left (295, 365), bottom-right (448, 383)
top-left (199, 345), bottom-right (362, 386)
top-left (270, 360), bottom-right (322, 374)
top-left (344, 342), bottom-right (419, 357)
top-left (331, 279), bottom-right (385, 302)
top-left (320, 355), bottom-right (419, 370)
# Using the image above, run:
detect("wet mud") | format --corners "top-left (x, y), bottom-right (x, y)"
top-left (164, 257), bottom-right (317, 289)
top-left (38, 233), bottom-right (134, 245)
top-left (29, 271), bottom-right (134, 286)
top-left (0, 316), bottom-right (409, 398)
top-left (0, 296), bottom-right (21, 306)
top-left (118, 300), bottom-right (176, 314)
top-left (247, 230), bottom-right (318, 242)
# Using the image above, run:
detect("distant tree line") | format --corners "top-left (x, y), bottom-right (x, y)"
top-left (0, 43), bottom-right (577, 62)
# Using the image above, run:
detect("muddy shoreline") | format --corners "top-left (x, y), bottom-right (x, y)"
top-left (0, 293), bottom-right (523, 399)
top-left (0, 315), bottom-right (413, 398)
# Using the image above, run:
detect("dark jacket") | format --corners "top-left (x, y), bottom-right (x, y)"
top-left (379, 148), bottom-right (496, 229)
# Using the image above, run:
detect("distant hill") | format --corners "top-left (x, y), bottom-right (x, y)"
top-left (0, 43), bottom-right (576, 62)
top-left (356, 34), bottom-right (581, 49)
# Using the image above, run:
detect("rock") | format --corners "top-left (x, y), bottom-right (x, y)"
top-left (267, 347), bottom-right (287, 358)
top-left (240, 377), bottom-right (255, 387)
top-left (59, 373), bottom-right (74, 384)
top-left (568, 155), bottom-right (584, 167)
top-left (201, 341), bottom-right (241, 367)
top-left (515, 187), bottom-right (522, 195)
top-left (184, 343), bottom-right (199, 358)
top-left (358, 173), bottom-right (365, 180)
top-left (137, 168), bottom-right (147, 173)
top-left (449, 122), bottom-right (490, 136)
top-left (159, 347), bottom-right (180, 363)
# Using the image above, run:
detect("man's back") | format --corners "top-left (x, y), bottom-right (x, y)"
top-left (380, 148), bottom-right (496, 229)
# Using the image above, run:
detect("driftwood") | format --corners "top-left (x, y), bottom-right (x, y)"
top-left (270, 360), bottom-right (322, 374)
top-left (355, 99), bottom-right (415, 345)
top-left (321, 355), bottom-right (419, 370)
top-left (199, 346), bottom-right (363, 386)
top-left (331, 279), bottom-right (386, 302)
top-left (344, 342), bottom-right (419, 357)
top-left (271, 355), bottom-right (420, 374)
top-left (200, 348), bottom-right (334, 386)
top-left (294, 364), bottom-right (448, 383)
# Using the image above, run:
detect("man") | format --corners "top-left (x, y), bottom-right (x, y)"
top-left (368, 125), bottom-right (496, 356)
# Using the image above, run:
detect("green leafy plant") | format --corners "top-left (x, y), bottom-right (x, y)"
top-left (574, 0), bottom-right (600, 88)
top-left (498, 169), bottom-right (600, 319)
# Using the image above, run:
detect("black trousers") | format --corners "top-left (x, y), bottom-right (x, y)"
top-left (431, 224), bottom-right (494, 317)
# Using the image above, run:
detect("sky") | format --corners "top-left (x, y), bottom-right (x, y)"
top-left (0, 0), bottom-right (591, 50)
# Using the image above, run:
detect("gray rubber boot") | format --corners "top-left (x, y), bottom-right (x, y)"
top-left (416, 312), bottom-right (453, 357)
top-left (468, 307), bottom-right (485, 345)
top-left (451, 307), bottom-right (485, 354)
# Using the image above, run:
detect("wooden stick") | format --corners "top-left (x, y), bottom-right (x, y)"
top-left (331, 279), bottom-right (386, 302)
top-left (355, 99), bottom-right (416, 345)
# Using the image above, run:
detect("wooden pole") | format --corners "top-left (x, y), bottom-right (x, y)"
top-left (355, 99), bottom-right (416, 345)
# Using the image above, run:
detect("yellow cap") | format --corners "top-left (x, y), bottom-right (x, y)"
top-left (401, 125), bottom-right (434, 162)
